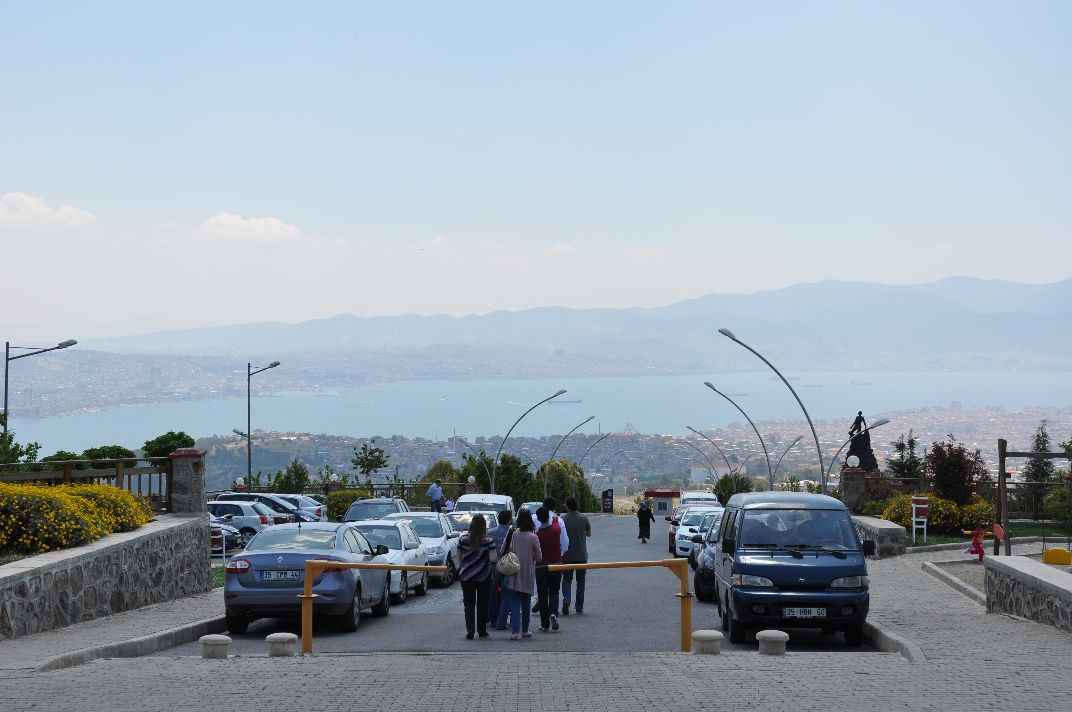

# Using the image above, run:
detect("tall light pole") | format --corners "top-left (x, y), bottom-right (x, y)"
top-left (685, 426), bottom-right (736, 477)
top-left (577, 431), bottom-right (612, 472)
top-left (703, 383), bottom-right (773, 489)
top-left (824, 418), bottom-right (891, 488)
top-left (773, 435), bottom-right (804, 480)
top-left (718, 328), bottom-right (826, 491)
top-left (246, 360), bottom-right (280, 479)
top-left (3, 339), bottom-right (77, 435)
top-left (492, 388), bottom-right (565, 494)
top-left (457, 437), bottom-right (495, 491)
top-left (544, 415), bottom-right (595, 497)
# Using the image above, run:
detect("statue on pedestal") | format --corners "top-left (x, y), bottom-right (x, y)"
top-left (845, 411), bottom-right (878, 471)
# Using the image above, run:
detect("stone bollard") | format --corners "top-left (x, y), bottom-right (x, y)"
top-left (756, 629), bottom-right (789, 655)
top-left (691, 629), bottom-right (723, 655)
top-left (266, 632), bottom-right (299, 657)
top-left (199, 634), bottom-right (231, 659)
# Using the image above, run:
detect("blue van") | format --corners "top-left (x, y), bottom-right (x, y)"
top-left (711, 492), bottom-right (875, 646)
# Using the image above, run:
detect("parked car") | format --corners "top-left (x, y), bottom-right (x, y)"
top-left (668, 503), bottom-right (721, 553)
top-left (454, 493), bottom-right (515, 517)
top-left (692, 517), bottom-right (728, 600)
top-left (274, 494), bottom-right (328, 521)
top-left (673, 506), bottom-right (722, 558)
top-left (384, 512), bottom-right (460, 586)
top-left (710, 492), bottom-right (875, 646)
top-left (517, 501), bottom-right (543, 518)
top-left (446, 511), bottom-right (495, 534)
top-left (209, 514), bottom-right (244, 555)
top-left (349, 520), bottom-right (429, 604)
top-left (207, 500), bottom-right (275, 541)
top-left (688, 510), bottom-right (724, 569)
top-left (215, 492), bottom-right (318, 523)
top-left (223, 522), bottom-right (392, 634)
top-left (342, 497), bottom-right (410, 522)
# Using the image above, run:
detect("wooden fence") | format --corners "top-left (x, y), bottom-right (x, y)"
top-left (0, 457), bottom-right (174, 512)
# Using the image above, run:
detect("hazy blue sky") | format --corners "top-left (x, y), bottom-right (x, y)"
top-left (1, 2), bottom-right (1069, 337)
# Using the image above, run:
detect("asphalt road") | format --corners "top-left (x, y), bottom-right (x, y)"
top-left (165, 515), bottom-right (875, 655)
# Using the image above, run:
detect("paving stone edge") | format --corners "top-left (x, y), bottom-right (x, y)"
top-left (920, 561), bottom-right (987, 607)
top-left (34, 616), bottom-right (227, 673)
top-left (862, 619), bottom-right (926, 663)
top-left (905, 536), bottom-right (1043, 554)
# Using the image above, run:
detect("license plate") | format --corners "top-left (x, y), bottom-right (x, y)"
top-left (259, 570), bottom-right (301, 582)
top-left (783, 607), bottom-right (825, 618)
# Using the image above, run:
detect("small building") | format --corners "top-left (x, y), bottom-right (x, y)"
top-left (644, 488), bottom-right (680, 517)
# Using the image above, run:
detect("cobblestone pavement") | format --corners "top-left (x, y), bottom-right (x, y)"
top-left (1, 532), bottom-right (1070, 711)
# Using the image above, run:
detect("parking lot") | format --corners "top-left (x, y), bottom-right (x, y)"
top-left (167, 514), bottom-right (876, 656)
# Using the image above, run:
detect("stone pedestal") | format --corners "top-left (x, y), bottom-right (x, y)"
top-left (756, 629), bottom-right (789, 655)
top-left (691, 629), bottom-right (723, 655)
top-left (840, 468), bottom-right (867, 512)
top-left (169, 448), bottom-right (207, 514)
top-left (199, 634), bottom-right (231, 659)
top-left (266, 632), bottom-right (299, 657)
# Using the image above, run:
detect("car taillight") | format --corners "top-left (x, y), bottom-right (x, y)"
top-left (258, 514), bottom-right (269, 525)
top-left (226, 559), bottom-right (251, 574)
top-left (314, 558), bottom-right (346, 574)
top-left (316, 506), bottom-right (323, 518)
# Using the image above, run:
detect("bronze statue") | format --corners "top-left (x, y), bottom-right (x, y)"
top-left (849, 411), bottom-right (867, 436)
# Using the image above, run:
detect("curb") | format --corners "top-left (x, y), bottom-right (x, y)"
top-left (34, 616), bottom-right (226, 673)
top-left (920, 561), bottom-right (987, 606)
top-left (862, 620), bottom-right (926, 663)
top-left (905, 536), bottom-right (1043, 554)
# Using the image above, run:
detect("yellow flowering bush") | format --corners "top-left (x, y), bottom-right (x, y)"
top-left (61, 484), bottom-right (150, 532)
top-left (0, 483), bottom-right (114, 553)
top-left (882, 492), bottom-right (995, 534)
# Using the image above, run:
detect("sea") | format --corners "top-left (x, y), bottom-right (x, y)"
top-left (10, 371), bottom-right (1072, 454)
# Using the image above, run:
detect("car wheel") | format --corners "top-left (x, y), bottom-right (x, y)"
top-left (225, 612), bottom-right (249, 634)
top-left (338, 585), bottom-right (362, 631)
top-left (439, 561), bottom-right (455, 587)
top-left (688, 553), bottom-right (697, 571)
top-left (371, 579), bottom-right (391, 617)
top-left (844, 624), bottom-right (864, 647)
top-left (239, 528), bottom-right (256, 546)
top-left (391, 573), bottom-right (408, 604)
top-left (414, 571), bottom-right (428, 596)
top-left (693, 572), bottom-right (711, 602)
top-left (728, 610), bottom-right (746, 644)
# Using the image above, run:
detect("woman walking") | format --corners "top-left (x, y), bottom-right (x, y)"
top-left (637, 500), bottom-right (655, 543)
top-left (504, 508), bottom-right (542, 640)
top-left (458, 512), bottom-right (494, 639)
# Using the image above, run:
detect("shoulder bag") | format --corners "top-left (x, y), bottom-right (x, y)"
top-left (496, 528), bottom-right (520, 576)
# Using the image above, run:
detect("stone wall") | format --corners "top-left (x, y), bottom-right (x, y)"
top-left (985, 555), bottom-right (1072, 634)
top-left (0, 515), bottom-right (211, 641)
top-left (852, 516), bottom-right (906, 559)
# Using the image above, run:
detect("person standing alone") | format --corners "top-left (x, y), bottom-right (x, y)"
top-left (559, 496), bottom-right (591, 615)
top-left (637, 500), bottom-right (655, 543)
top-left (427, 479), bottom-right (443, 512)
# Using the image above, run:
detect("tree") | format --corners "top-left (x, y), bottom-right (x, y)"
top-left (1023, 420), bottom-right (1057, 484)
top-left (886, 430), bottom-right (923, 480)
top-left (926, 436), bottom-right (988, 506)
top-left (82, 445), bottom-right (139, 468)
top-left (419, 459), bottom-right (458, 484)
top-left (714, 472), bottom-right (754, 503)
top-left (0, 414), bottom-right (41, 465)
top-left (351, 440), bottom-right (389, 478)
top-left (142, 430), bottom-right (195, 458)
top-left (273, 459), bottom-right (312, 493)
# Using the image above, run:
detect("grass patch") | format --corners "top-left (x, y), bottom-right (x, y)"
top-left (212, 566), bottom-right (226, 589)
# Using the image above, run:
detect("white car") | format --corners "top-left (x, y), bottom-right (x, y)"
top-left (673, 506), bottom-right (723, 557)
top-left (206, 500), bottom-right (275, 542)
top-left (517, 501), bottom-right (544, 518)
top-left (454, 493), bottom-right (515, 517)
top-left (274, 494), bottom-right (328, 521)
top-left (350, 520), bottom-right (429, 604)
top-left (385, 512), bottom-right (461, 586)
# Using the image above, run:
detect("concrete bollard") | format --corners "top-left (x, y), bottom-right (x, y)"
top-left (266, 632), bottom-right (299, 657)
top-left (199, 634), bottom-right (232, 659)
top-left (756, 629), bottom-right (789, 655)
top-left (691, 629), bottom-right (724, 655)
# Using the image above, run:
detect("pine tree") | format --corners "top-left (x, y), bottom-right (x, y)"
top-left (1023, 420), bottom-right (1056, 483)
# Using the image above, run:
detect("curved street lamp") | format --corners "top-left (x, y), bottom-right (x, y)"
top-left (718, 328), bottom-right (826, 491)
top-left (492, 389), bottom-right (566, 494)
top-left (683, 440), bottom-right (720, 484)
top-left (685, 426), bottom-right (736, 476)
top-left (577, 431), bottom-right (612, 472)
top-left (246, 360), bottom-right (281, 479)
top-left (824, 418), bottom-right (891, 486)
top-left (702, 383), bottom-right (773, 488)
top-left (544, 415), bottom-right (595, 497)
top-left (773, 435), bottom-right (804, 480)
top-left (4, 338), bottom-right (77, 434)
top-left (457, 437), bottom-right (495, 491)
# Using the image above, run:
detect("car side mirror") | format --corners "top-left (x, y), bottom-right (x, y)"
top-left (862, 540), bottom-right (876, 556)
top-left (448, 531), bottom-right (460, 539)
top-left (691, 535), bottom-right (703, 544)
top-left (723, 538), bottom-right (736, 556)
top-left (375, 544), bottom-right (390, 556)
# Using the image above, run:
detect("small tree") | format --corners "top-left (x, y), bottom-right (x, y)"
top-left (82, 445), bottom-right (139, 468)
top-left (714, 472), bottom-right (754, 503)
top-left (351, 440), bottom-right (389, 479)
top-left (142, 430), bottom-right (195, 458)
top-left (273, 459), bottom-right (312, 493)
top-left (0, 414), bottom-right (41, 465)
top-left (886, 430), bottom-right (923, 481)
top-left (1023, 420), bottom-right (1057, 484)
top-left (926, 436), bottom-right (988, 506)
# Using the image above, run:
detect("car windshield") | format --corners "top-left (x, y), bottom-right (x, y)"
top-left (345, 501), bottom-right (399, 520)
top-left (245, 529), bottom-right (337, 551)
top-left (355, 526), bottom-right (402, 550)
top-left (738, 509), bottom-right (859, 550)
top-left (448, 513), bottom-right (492, 532)
top-left (453, 501), bottom-right (502, 513)
top-left (399, 517), bottom-right (444, 537)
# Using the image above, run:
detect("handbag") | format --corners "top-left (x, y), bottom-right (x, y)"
top-left (496, 528), bottom-right (520, 576)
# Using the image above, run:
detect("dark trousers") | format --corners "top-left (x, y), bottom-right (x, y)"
top-left (461, 578), bottom-right (490, 635)
top-left (431, 499), bottom-right (442, 512)
top-left (561, 567), bottom-right (586, 610)
top-left (535, 567), bottom-right (562, 629)
top-left (488, 571), bottom-right (504, 625)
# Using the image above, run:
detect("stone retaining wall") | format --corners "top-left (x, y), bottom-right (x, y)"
top-left (985, 555), bottom-right (1072, 634)
top-left (0, 515), bottom-right (210, 641)
top-left (852, 516), bottom-right (906, 559)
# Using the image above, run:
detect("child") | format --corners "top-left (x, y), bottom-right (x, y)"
top-left (968, 521), bottom-right (986, 563)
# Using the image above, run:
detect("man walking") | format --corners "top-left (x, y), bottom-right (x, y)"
top-left (427, 479), bottom-right (444, 512)
top-left (534, 506), bottom-right (564, 632)
top-left (532, 496), bottom-right (569, 613)
top-left (559, 496), bottom-right (591, 615)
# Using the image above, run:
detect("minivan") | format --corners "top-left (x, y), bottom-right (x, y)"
top-left (453, 493), bottom-right (515, 517)
top-left (711, 492), bottom-right (875, 646)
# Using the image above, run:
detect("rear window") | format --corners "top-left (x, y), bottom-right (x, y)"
top-left (245, 529), bottom-right (337, 551)
top-left (398, 517), bottom-right (444, 538)
top-left (252, 502), bottom-right (274, 517)
top-left (355, 526), bottom-right (402, 550)
top-left (345, 501), bottom-right (400, 520)
top-left (453, 501), bottom-right (503, 513)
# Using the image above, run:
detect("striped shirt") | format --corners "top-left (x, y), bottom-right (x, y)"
top-left (458, 534), bottom-right (493, 582)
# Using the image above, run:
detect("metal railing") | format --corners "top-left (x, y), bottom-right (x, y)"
top-left (0, 457), bottom-right (173, 511)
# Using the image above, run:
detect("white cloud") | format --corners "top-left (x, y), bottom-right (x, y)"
top-left (415, 236), bottom-right (465, 267)
top-left (620, 246), bottom-right (677, 266)
top-left (545, 242), bottom-right (577, 257)
top-left (0, 192), bottom-right (96, 230)
top-left (194, 212), bottom-right (304, 244)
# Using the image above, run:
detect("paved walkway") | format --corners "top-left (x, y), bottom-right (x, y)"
top-left (1, 540), bottom-right (1070, 711)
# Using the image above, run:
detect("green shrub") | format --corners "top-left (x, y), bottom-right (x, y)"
top-left (326, 488), bottom-right (371, 521)
top-left (0, 483), bottom-right (114, 553)
top-left (882, 492), bottom-right (995, 534)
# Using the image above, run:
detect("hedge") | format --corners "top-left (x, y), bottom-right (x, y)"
top-left (882, 492), bottom-right (995, 534)
top-left (0, 483), bottom-right (149, 554)
top-left (326, 488), bottom-right (372, 521)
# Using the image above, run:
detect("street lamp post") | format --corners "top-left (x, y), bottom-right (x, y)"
top-left (246, 360), bottom-right (280, 480)
top-left (718, 328), bottom-right (826, 491)
top-left (492, 389), bottom-right (566, 494)
top-left (685, 426), bottom-right (736, 477)
top-left (576, 431), bottom-right (612, 472)
top-left (702, 383), bottom-right (773, 489)
top-left (3, 339), bottom-right (77, 434)
top-left (824, 418), bottom-right (891, 487)
top-left (773, 435), bottom-right (804, 480)
top-left (544, 415), bottom-right (595, 497)
top-left (457, 437), bottom-right (495, 491)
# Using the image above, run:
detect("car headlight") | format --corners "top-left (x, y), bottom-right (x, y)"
top-left (731, 574), bottom-right (774, 587)
top-left (830, 575), bottom-right (869, 589)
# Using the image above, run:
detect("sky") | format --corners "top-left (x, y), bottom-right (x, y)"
top-left (1, 1), bottom-right (1070, 339)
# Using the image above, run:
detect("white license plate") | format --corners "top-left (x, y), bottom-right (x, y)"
top-left (259, 570), bottom-right (301, 582)
top-left (783, 607), bottom-right (826, 618)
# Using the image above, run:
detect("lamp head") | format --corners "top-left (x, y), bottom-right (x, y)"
top-left (329, 473), bottom-right (339, 482)
top-left (846, 455), bottom-right (860, 468)
top-left (871, 418), bottom-right (891, 428)
top-left (552, 389), bottom-right (567, 397)
top-left (57, 339), bottom-right (77, 349)
top-left (234, 477), bottom-right (245, 488)
top-left (232, 428), bottom-right (246, 437)
top-left (717, 328), bottom-right (736, 340)
top-left (790, 435), bottom-right (804, 446)
top-left (703, 381), bottom-right (718, 393)
top-left (268, 361), bottom-right (281, 368)
top-left (584, 415), bottom-right (595, 423)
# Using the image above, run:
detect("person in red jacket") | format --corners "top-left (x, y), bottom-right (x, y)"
top-left (534, 506), bottom-right (563, 632)
top-left (968, 521), bottom-right (986, 563)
